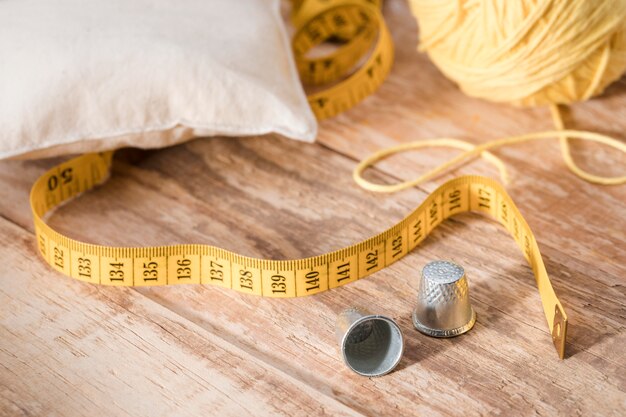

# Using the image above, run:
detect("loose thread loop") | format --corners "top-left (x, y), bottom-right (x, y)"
top-left (353, 106), bottom-right (626, 193)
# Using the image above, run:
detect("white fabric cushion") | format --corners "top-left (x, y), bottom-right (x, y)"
top-left (0, 0), bottom-right (317, 159)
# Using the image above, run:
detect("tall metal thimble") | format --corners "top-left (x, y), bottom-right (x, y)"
top-left (335, 308), bottom-right (404, 377)
top-left (412, 260), bottom-right (476, 337)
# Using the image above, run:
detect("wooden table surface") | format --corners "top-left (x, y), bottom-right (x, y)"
top-left (1, 1), bottom-right (625, 416)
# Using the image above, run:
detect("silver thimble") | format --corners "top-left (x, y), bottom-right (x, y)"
top-left (412, 260), bottom-right (476, 337)
top-left (335, 308), bottom-right (404, 377)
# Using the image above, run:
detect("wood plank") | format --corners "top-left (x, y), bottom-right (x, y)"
top-left (1, 133), bottom-right (622, 415)
top-left (0, 0), bottom-right (624, 415)
top-left (0, 217), bottom-right (363, 417)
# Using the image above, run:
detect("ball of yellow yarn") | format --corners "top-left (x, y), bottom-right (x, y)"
top-left (409, 0), bottom-right (626, 106)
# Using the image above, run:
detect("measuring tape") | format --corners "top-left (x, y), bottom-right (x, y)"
top-left (30, 151), bottom-right (567, 358)
top-left (28, 0), bottom-right (568, 359)
top-left (292, 0), bottom-right (393, 119)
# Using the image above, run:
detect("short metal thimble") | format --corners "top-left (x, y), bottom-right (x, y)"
top-left (412, 260), bottom-right (476, 337)
top-left (335, 308), bottom-right (404, 377)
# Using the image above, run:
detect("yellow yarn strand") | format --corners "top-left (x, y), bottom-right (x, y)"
top-left (354, 0), bottom-right (626, 192)
top-left (549, 104), bottom-right (625, 185)
top-left (353, 105), bottom-right (626, 193)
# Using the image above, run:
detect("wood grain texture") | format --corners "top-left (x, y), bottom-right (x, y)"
top-left (1, 1), bottom-right (625, 416)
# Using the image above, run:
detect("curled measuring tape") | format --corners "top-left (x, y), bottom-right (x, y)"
top-left (30, 151), bottom-right (567, 358)
top-left (28, 0), bottom-right (569, 359)
top-left (291, 0), bottom-right (394, 119)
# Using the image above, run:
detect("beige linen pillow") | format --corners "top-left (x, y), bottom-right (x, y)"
top-left (0, 0), bottom-right (317, 159)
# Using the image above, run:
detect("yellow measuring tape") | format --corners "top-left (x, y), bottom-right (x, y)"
top-left (30, 154), bottom-right (567, 358)
top-left (293, 0), bottom-right (393, 119)
top-left (29, 0), bottom-right (569, 359)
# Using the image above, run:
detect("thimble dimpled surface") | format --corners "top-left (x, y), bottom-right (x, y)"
top-left (423, 261), bottom-right (465, 284)
top-left (421, 262), bottom-right (468, 304)
top-left (413, 260), bottom-right (476, 337)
